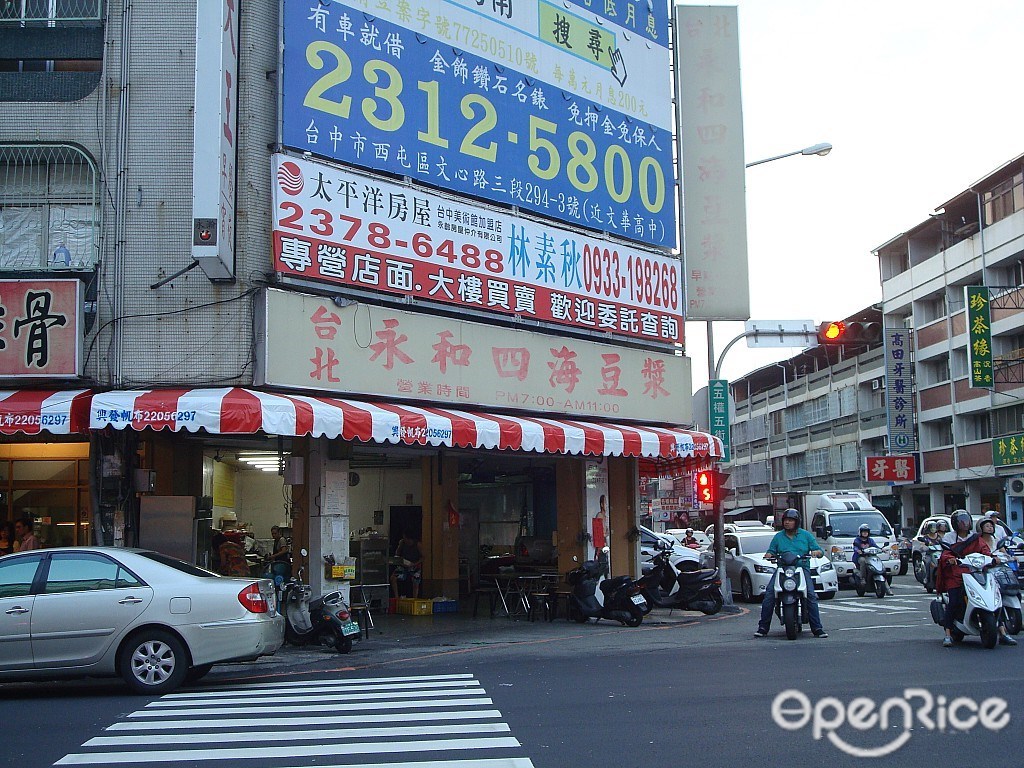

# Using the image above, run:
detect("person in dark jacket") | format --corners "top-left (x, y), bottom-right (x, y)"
top-left (851, 523), bottom-right (878, 587)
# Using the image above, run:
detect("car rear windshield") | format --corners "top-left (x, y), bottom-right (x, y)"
top-left (137, 551), bottom-right (218, 577)
top-left (830, 513), bottom-right (892, 538)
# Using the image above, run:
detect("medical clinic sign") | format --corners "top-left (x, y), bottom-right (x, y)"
top-left (0, 279), bottom-right (81, 378)
top-left (271, 154), bottom-right (682, 344)
top-left (256, 289), bottom-right (691, 423)
top-left (279, 0), bottom-right (675, 248)
top-left (864, 455), bottom-right (917, 484)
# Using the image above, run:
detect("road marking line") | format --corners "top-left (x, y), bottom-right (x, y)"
top-left (818, 604), bottom-right (874, 612)
top-left (127, 697), bottom-right (495, 718)
top-left (86, 723), bottom-right (510, 747)
top-left (145, 687), bottom-right (483, 708)
top-left (107, 710), bottom-right (504, 731)
top-left (838, 624), bottom-right (927, 630)
top-left (169, 679), bottom-right (481, 699)
top-left (55, 737), bottom-right (523, 764)
top-left (175, 672), bottom-right (475, 694)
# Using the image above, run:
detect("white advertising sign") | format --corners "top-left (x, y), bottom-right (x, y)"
top-left (272, 153), bottom-right (683, 344)
top-left (256, 289), bottom-right (691, 423)
top-left (192, 0), bottom-right (239, 280)
top-left (675, 6), bottom-right (750, 320)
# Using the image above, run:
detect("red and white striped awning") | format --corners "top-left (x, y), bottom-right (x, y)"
top-left (0, 389), bottom-right (93, 435)
top-left (90, 388), bottom-right (723, 462)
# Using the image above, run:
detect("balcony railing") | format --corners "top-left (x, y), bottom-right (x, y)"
top-left (0, 0), bottom-right (102, 24)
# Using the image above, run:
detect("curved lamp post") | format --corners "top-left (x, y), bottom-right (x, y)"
top-left (745, 142), bottom-right (833, 168)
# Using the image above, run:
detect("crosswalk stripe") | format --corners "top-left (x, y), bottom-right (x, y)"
top-left (144, 687), bottom-right (483, 708)
top-left (85, 723), bottom-right (511, 747)
top-left (168, 679), bottom-right (481, 700)
top-left (106, 710), bottom-right (505, 732)
top-left (127, 697), bottom-right (495, 718)
top-left (818, 604), bottom-right (874, 612)
top-left (172, 673), bottom-right (475, 694)
top-left (55, 737), bottom-right (524, 765)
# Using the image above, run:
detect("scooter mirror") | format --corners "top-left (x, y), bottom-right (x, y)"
top-left (572, 555), bottom-right (579, 562)
top-left (300, 548), bottom-right (309, 558)
top-left (601, 546), bottom-right (610, 554)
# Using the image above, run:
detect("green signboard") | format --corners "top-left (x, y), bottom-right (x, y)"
top-left (993, 432), bottom-right (1024, 467)
top-left (966, 286), bottom-right (994, 389)
top-left (708, 379), bottom-right (731, 463)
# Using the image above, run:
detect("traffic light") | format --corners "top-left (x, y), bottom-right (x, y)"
top-left (695, 470), bottom-right (715, 505)
top-left (816, 320), bottom-right (882, 346)
top-left (713, 468), bottom-right (735, 503)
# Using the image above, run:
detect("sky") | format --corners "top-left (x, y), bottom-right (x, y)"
top-left (686, 0), bottom-right (1024, 392)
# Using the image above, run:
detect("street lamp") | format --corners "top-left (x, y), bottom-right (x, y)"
top-left (745, 142), bottom-right (833, 168)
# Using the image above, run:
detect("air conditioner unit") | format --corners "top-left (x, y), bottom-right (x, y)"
top-left (1007, 478), bottom-right (1024, 498)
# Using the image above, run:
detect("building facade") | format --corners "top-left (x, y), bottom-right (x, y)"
top-left (1, 2), bottom-right (720, 597)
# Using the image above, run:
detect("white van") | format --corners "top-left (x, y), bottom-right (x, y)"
top-left (806, 492), bottom-right (899, 585)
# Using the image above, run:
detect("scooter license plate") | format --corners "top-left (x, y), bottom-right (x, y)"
top-left (630, 594), bottom-right (646, 606)
top-left (341, 621), bottom-right (361, 637)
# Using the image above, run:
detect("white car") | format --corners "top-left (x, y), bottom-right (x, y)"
top-left (719, 531), bottom-right (838, 603)
top-left (665, 528), bottom-right (712, 551)
top-left (705, 521), bottom-right (774, 539)
top-left (0, 547), bottom-right (284, 694)
top-left (639, 525), bottom-right (700, 573)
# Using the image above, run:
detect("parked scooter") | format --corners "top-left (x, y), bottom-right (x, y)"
top-left (992, 539), bottom-right (1022, 636)
top-left (567, 547), bottom-right (647, 626)
top-left (852, 546), bottom-right (890, 598)
top-left (928, 549), bottom-right (1002, 649)
top-left (637, 546), bottom-right (723, 615)
top-left (281, 549), bottom-right (360, 653)
top-left (768, 551), bottom-right (810, 640)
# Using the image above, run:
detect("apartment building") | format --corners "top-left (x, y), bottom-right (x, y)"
top-left (725, 307), bottom-right (899, 523)
top-left (876, 153), bottom-right (1024, 532)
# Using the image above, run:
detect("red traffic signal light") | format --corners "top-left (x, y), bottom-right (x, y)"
top-left (816, 320), bottom-right (882, 347)
top-left (696, 470), bottom-right (715, 505)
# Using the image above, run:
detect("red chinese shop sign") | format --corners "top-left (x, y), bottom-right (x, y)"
top-left (864, 455), bottom-right (918, 484)
top-left (271, 154), bottom-right (683, 345)
top-left (256, 289), bottom-right (692, 423)
top-left (0, 279), bottom-right (81, 378)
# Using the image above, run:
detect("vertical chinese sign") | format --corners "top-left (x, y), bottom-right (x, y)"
top-left (965, 286), bottom-right (994, 389)
top-left (675, 5), bottom-right (749, 321)
top-left (191, 0), bottom-right (239, 280)
top-left (883, 325), bottom-right (917, 453)
top-left (708, 379), bottom-right (731, 462)
top-left (0, 279), bottom-right (81, 377)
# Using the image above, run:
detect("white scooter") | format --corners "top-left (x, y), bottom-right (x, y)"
top-left (853, 546), bottom-right (890, 599)
top-left (929, 551), bottom-right (1002, 649)
top-left (770, 551), bottom-right (811, 640)
top-left (993, 539), bottom-right (1022, 636)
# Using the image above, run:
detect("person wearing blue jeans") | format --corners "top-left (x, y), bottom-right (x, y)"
top-left (755, 509), bottom-right (828, 638)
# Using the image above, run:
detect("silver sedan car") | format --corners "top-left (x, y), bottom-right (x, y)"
top-left (0, 547), bottom-right (284, 694)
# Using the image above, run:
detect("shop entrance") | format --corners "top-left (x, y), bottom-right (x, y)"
top-left (0, 443), bottom-right (91, 549)
top-left (457, 455), bottom-right (557, 595)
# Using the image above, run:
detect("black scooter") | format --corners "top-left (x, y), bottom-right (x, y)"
top-left (566, 548), bottom-right (647, 626)
top-left (637, 547), bottom-right (723, 615)
top-left (281, 549), bottom-right (360, 653)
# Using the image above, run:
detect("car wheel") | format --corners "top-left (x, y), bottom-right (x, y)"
top-left (185, 663), bottom-right (214, 684)
top-left (819, 591), bottom-right (836, 601)
top-left (119, 630), bottom-right (189, 695)
top-left (740, 573), bottom-right (754, 603)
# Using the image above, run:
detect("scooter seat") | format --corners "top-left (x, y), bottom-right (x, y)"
top-left (309, 596), bottom-right (326, 611)
top-left (600, 576), bottom-right (632, 595)
top-left (679, 568), bottom-right (718, 583)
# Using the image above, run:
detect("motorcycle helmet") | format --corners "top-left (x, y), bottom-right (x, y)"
top-left (781, 508), bottom-right (801, 526)
top-left (950, 509), bottom-right (972, 533)
top-left (858, 524), bottom-right (871, 535)
top-left (926, 522), bottom-right (938, 534)
top-left (976, 517), bottom-right (995, 534)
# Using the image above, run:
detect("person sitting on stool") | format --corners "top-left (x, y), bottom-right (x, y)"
top-left (391, 530), bottom-right (423, 598)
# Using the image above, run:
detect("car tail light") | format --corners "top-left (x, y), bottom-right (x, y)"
top-left (238, 583), bottom-right (269, 614)
top-left (336, 608), bottom-right (350, 621)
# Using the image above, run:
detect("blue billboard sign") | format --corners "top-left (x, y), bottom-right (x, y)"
top-left (281, 1), bottom-right (676, 249)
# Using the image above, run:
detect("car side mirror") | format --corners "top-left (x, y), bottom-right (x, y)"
top-left (814, 526), bottom-right (825, 539)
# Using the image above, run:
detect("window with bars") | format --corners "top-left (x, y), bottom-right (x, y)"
top-left (806, 448), bottom-right (830, 477)
top-left (0, 144), bottom-right (98, 270)
top-left (0, 1), bottom-right (102, 23)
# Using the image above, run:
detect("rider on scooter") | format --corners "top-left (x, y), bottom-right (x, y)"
top-left (852, 523), bottom-right (878, 588)
top-left (936, 510), bottom-right (1017, 648)
top-left (754, 508), bottom-right (828, 639)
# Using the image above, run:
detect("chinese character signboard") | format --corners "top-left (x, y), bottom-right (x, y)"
top-left (884, 325), bottom-right (918, 452)
top-left (256, 288), bottom-right (691, 422)
top-left (0, 279), bottom-right (81, 378)
top-left (280, 0), bottom-right (675, 248)
top-left (707, 379), bottom-right (731, 462)
top-left (864, 455), bottom-right (918, 484)
top-left (993, 433), bottom-right (1024, 467)
top-left (966, 286), bottom-right (994, 389)
top-left (272, 154), bottom-right (682, 344)
top-left (675, 5), bottom-right (749, 320)
top-left (191, 0), bottom-right (239, 280)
